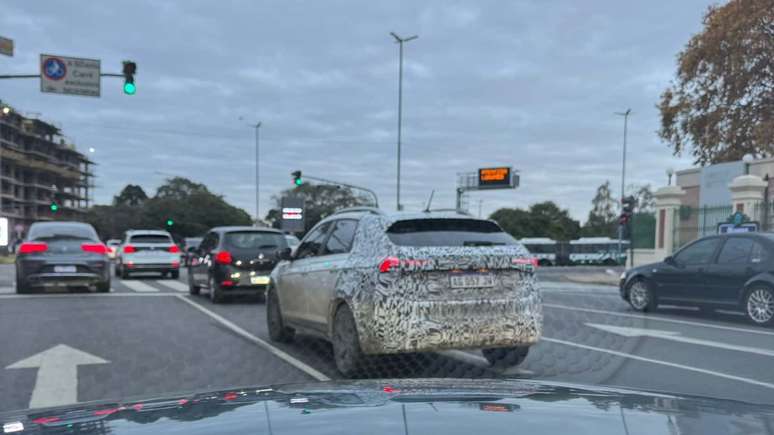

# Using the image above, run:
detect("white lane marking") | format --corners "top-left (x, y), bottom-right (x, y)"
top-left (174, 295), bottom-right (330, 381)
top-left (586, 323), bottom-right (774, 358)
top-left (543, 336), bottom-right (774, 390)
top-left (0, 293), bottom-right (177, 299)
top-left (5, 344), bottom-right (109, 409)
top-left (155, 280), bottom-right (188, 292)
top-left (120, 280), bottom-right (159, 292)
top-left (545, 303), bottom-right (774, 337)
top-left (0, 286), bottom-right (13, 294)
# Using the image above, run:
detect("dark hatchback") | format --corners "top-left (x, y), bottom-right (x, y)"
top-left (621, 232), bottom-right (774, 326)
top-left (15, 222), bottom-right (110, 293)
top-left (187, 226), bottom-right (288, 303)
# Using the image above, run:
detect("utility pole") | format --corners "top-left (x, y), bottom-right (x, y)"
top-left (253, 122), bottom-right (261, 224)
top-left (615, 109), bottom-right (632, 262)
top-left (390, 32), bottom-right (418, 211)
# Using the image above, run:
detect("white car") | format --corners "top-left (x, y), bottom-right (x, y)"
top-left (106, 239), bottom-right (121, 260)
top-left (116, 230), bottom-right (181, 279)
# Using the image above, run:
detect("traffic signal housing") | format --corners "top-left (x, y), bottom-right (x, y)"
top-left (50, 201), bottom-right (59, 213)
top-left (619, 195), bottom-right (636, 225)
top-left (166, 219), bottom-right (174, 227)
top-left (291, 170), bottom-right (303, 186)
top-left (122, 61), bottom-right (137, 95)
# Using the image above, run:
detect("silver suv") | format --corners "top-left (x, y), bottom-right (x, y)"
top-left (116, 230), bottom-right (181, 279)
top-left (267, 208), bottom-right (543, 376)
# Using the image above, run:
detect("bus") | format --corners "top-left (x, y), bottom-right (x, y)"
top-left (568, 237), bottom-right (628, 265)
top-left (520, 238), bottom-right (558, 266)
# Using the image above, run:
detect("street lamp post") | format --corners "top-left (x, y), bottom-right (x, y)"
top-left (615, 108), bottom-right (632, 259)
top-left (253, 122), bottom-right (262, 224)
top-left (390, 32), bottom-right (418, 211)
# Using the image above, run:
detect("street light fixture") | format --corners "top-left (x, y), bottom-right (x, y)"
top-left (666, 167), bottom-right (674, 186)
top-left (390, 32), bottom-right (418, 211)
top-left (743, 153), bottom-right (754, 175)
top-left (1, 106), bottom-right (9, 115)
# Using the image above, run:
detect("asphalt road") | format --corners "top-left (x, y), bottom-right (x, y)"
top-left (1, 264), bottom-right (773, 414)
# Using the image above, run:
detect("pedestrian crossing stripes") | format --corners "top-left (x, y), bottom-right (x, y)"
top-left (155, 280), bottom-right (188, 292)
top-left (120, 280), bottom-right (159, 292)
top-left (0, 286), bottom-right (13, 294)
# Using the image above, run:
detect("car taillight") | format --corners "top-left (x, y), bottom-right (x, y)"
top-left (81, 243), bottom-right (109, 255)
top-left (168, 245), bottom-right (180, 253)
top-left (215, 251), bottom-right (232, 265)
top-left (512, 257), bottom-right (539, 268)
top-left (18, 242), bottom-right (48, 254)
top-left (123, 245), bottom-right (136, 253)
top-left (379, 256), bottom-right (400, 273)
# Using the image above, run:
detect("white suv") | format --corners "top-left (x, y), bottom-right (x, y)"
top-left (116, 230), bottom-right (181, 279)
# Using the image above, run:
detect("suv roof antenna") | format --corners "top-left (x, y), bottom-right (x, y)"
top-left (423, 190), bottom-right (435, 212)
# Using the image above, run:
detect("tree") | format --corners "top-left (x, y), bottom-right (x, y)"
top-left (628, 184), bottom-right (655, 213)
top-left (489, 201), bottom-right (580, 241)
top-left (113, 185), bottom-right (148, 207)
top-left (658, 0), bottom-right (774, 164)
top-left (582, 181), bottom-right (617, 237)
top-left (265, 183), bottom-right (370, 234)
top-left (155, 177), bottom-right (209, 200)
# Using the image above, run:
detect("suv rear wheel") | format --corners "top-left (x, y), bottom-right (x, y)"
top-left (96, 279), bottom-right (110, 293)
top-left (188, 271), bottom-right (200, 295)
top-left (267, 287), bottom-right (294, 342)
top-left (482, 346), bottom-right (529, 368)
top-left (332, 304), bottom-right (364, 377)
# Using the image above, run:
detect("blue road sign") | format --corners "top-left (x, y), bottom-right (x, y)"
top-left (42, 57), bottom-right (66, 81)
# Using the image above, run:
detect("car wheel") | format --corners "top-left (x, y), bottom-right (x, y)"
top-left (482, 346), bottom-right (529, 368)
top-left (120, 267), bottom-right (130, 279)
top-left (209, 276), bottom-right (224, 303)
top-left (188, 271), bottom-right (200, 295)
top-left (627, 278), bottom-right (656, 312)
top-left (267, 286), bottom-right (294, 342)
top-left (744, 286), bottom-right (774, 326)
top-left (15, 279), bottom-right (30, 294)
top-left (171, 270), bottom-right (180, 280)
top-left (332, 304), bottom-right (364, 378)
top-left (114, 264), bottom-right (121, 277)
top-left (96, 280), bottom-right (110, 293)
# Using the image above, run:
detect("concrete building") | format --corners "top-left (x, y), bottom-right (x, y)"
top-left (0, 101), bottom-right (94, 244)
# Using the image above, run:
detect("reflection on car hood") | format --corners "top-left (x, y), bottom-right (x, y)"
top-left (2, 379), bottom-right (773, 435)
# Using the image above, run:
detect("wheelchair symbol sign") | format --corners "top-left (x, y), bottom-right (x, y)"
top-left (42, 57), bottom-right (67, 81)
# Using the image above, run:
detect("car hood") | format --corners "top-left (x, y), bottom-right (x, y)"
top-left (2, 379), bottom-right (773, 435)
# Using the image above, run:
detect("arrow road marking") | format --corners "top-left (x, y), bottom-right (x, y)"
top-left (6, 344), bottom-right (109, 408)
top-left (586, 323), bottom-right (774, 358)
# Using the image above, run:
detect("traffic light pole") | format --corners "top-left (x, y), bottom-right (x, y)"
top-left (299, 174), bottom-right (379, 208)
top-left (0, 73), bottom-right (124, 79)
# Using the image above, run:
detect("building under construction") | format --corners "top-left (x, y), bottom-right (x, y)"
top-left (0, 100), bottom-right (94, 243)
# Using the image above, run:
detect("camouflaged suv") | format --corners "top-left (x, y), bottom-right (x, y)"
top-left (267, 208), bottom-right (543, 376)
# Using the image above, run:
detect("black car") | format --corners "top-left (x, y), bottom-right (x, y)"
top-left (187, 226), bottom-right (288, 303)
top-left (15, 221), bottom-right (111, 294)
top-left (620, 232), bottom-right (774, 326)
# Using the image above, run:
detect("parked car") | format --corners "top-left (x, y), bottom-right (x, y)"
top-left (183, 237), bottom-right (203, 266)
top-left (15, 221), bottom-right (111, 293)
top-left (284, 234), bottom-right (300, 254)
top-left (116, 230), bottom-right (181, 279)
top-left (267, 208), bottom-right (543, 377)
top-left (188, 226), bottom-right (288, 303)
top-left (106, 239), bottom-right (121, 260)
top-left (620, 232), bottom-right (774, 326)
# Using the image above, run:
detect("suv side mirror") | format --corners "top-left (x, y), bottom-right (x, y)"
top-left (277, 247), bottom-right (293, 261)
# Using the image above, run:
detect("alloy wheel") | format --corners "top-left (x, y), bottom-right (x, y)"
top-left (747, 288), bottom-right (774, 324)
top-left (628, 281), bottom-right (649, 310)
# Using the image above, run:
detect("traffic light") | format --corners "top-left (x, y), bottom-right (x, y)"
top-left (291, 170), bottom-right (303, 186)
top-left (122, 61), bottom-right (137, 95)
top-left (166, 219), bottom-right (174, 227)
top-left (619, 196), bottom-right (636, 225)
top-left (50, 201), bottom-right (59, 213)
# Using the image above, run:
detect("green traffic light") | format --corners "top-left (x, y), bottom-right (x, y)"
top-left (123, 82), bottom-right (136, 95)
top-left (294, 178), bottom-right (303, 186)
top-left (166, 219), bottom-right (174, 226)
top-left (50, 203), bottom-right (58, 213)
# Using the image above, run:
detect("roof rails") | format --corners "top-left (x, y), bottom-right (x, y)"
top-left (424, 208), bottom-right (473, 216)
top-left (331, 206), bottom-right (386, 216)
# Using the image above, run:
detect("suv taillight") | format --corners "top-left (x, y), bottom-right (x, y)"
top-left (123, 245), bottom-right (136, 253)
top-left (215, 251), bottom-right (232, 265)
top-left (18, 242), bottom-right (48, 254)
top-left (168, 245), bottom-right (180, 253)
top-left (379, 256), bottom-right (400, 273)
top-left (81, 243), bottom-right (109, 255)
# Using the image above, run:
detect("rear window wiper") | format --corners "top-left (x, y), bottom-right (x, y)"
top-left (463, 241), bottom-right (505, 247)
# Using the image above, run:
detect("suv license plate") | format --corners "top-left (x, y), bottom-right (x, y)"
top-left (450, 273), bottom-right (494, 289)
top-left (54, 265), bottom-right (77, 273)
top-left (251, 276), bottom-right (270, 285)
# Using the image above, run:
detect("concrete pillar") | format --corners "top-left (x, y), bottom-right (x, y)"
top-left (654, 185), bottom-right (685, 256)
top-left (729, 174), bottom-right (766, 216)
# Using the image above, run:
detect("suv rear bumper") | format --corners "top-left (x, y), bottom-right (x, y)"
top-left (356, 293), bottom-right (543, 354)
top-left (23, 272), bottom-right (106, 287)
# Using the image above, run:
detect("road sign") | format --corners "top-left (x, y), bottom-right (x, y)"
top-left (478, 167), bottom-right (514, 189)
top-left (281, 197), bottom-right (305, 233)
top-left (0, 36), bottom-right (13, 57)
top-left (0, 217), bottom-right (7, 247)
top-left (40, 54), bottom-right (100, 97)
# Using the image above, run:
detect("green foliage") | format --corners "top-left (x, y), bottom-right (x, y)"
top-left (86, 178), bottom-right (252, 240)
top-left (631, 212), bottom-right (656, 249)
top-left (582, 180), bottom-right (618, 237)
top-left (265, 183), bottom-right (370, 235)
top-left (489, 201), bottom-right (580, 241)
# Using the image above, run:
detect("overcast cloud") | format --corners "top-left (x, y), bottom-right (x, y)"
top-left (0, 1), bottom-right (714, 221)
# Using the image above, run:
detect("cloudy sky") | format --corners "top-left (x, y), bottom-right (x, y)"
top-left (0, 1), bottom-right (715, 221)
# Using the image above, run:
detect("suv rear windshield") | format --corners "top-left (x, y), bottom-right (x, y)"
top-left (224, 231), bottom-right (288, 250)
top-left (129, 234), bottom-right (172, 244)
top-left (387, 218), bottom-right (518, 247)
top-left (28, 223), bottom-right (98, 241)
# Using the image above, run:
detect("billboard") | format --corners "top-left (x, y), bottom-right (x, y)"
top-left (477, 167), bottom-right (513, 189)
